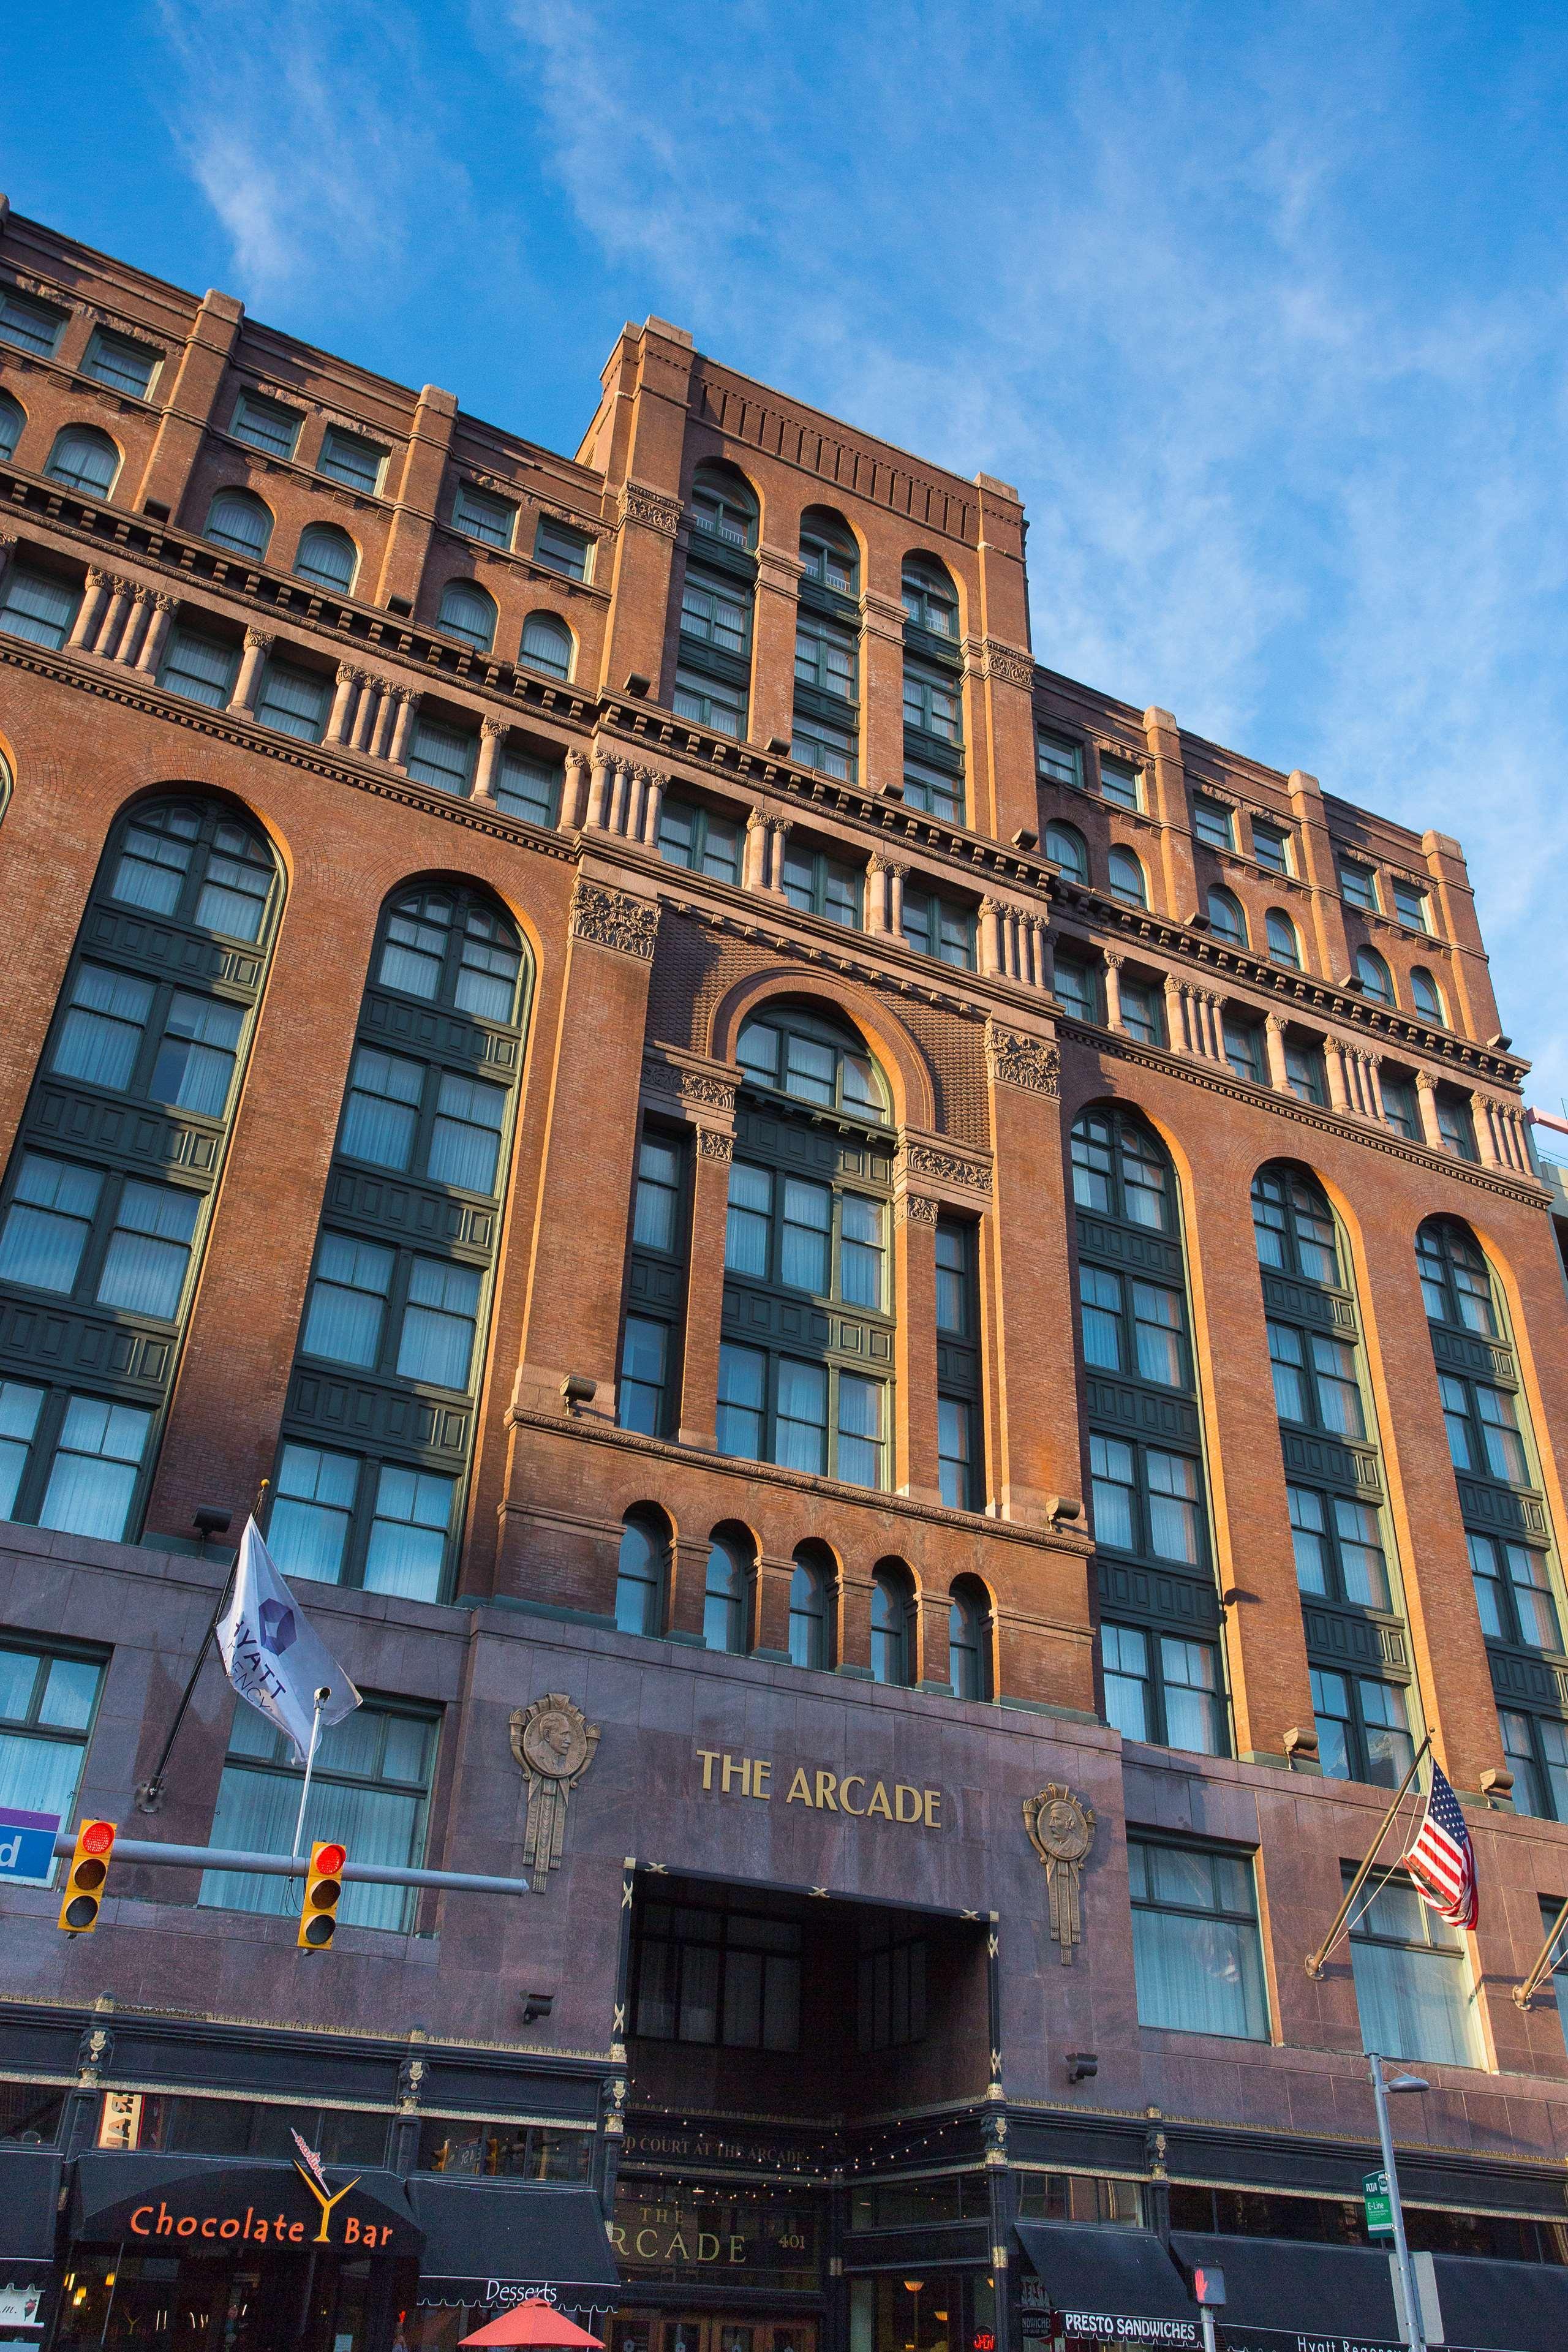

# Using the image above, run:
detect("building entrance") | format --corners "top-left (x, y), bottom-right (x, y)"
top-left (612, 2310), bottom-right (817, 2352)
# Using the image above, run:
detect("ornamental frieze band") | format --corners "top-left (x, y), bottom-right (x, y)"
top-left (984, 1022), bottom-right (1061, 1095)
top-left (570, 878), bottom-right (660, 960)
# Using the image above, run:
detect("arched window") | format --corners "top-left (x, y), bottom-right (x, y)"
top-left (295, 523), bottom-right (358, 594)
top-left (1207, 887), bottom-right (1246, 946)
top-left (901, 554), bottom-right (958, 639)
top-left (45, 426), bottom-right (119, 497)
top-left (704, 1528), bottom-right (751, 1653)
top-left (871, 1562), bottom-right (914, 1686)
top-left (266, 880), bottom-right (529, 1602)
top-left (901, 554), bottom-right (963, 820)
top-left (799, 507), bottom-right (858, 594)
top-left (789, 1545), bottom-right (831, 1668)
top-left (614, 1508), bottom-right (669, 1637)
top-left (205, 488), bottom-right (273, 561)
top-left (1073, 1106), bottom-right (1223, 1755)
top-left (1411, 967), bottom-right (1446, 1025)
top-left (677, 461), bottom-right (758, 742)
top-left (1046, 822), bottom-right (1088, 884)
top-left (718, 1007), bottom-right (894, 1487)
top-left (949, 1578), bottom-right (990, 1700)
top-left (0, 393), bottom-right (23, 461)
top-left (0, 796), bottom-right (281, 1544)
top-left (1357, 949), bottom-right (1393, 1005)
top-left (1253, 1163), bottom-right (1412, 1788)
top-left (1265, 909), bottom-right (1300, 968)
top-left (437, 579), bottom-right (496, 653)
top-left (520, 610), bottom-right (573, 680)
top-left (1107, 847), bottom-right (1147, 907)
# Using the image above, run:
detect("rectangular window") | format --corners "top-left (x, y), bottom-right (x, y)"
top-left (792, 709), bottom-right (858, 780)
top-left (0, 1638), bottom-right (106, 1880)
top-left (1054, 956), bottom-right (1098, 1021)
top-left (836, 1373), bottom-right (884, 1488)
top-left (619, 1314), bottom-right (671, 1436)
top-left (1502, 1713), bottom-right (1568, 1821)
top-left (1193, 797), bottom-right (1234, 850)
top-left (840, 1194), bottom-right (884, 1310)
top-left (406, 717), bottom-right (477, 795)
top-left (1469, 1532), bottom-right (1561, 1651)
top-left (1080, 1264), bottom-right (1123, 1371)
top-left (202, 1698), bottom-right (437, 1932)
top-left (302, 1234), bottom-right (394, 1368)
top-left (230, 392), bottom-right (302, 459)
top-left (902, 756), bottom-right (965, 823)
top-left (0, 287), bottom-right (67, 356)
top-left (534, 518), bottom-right (592, 579)
top-left (1436, 1093), bottom-right (1478, 1161)
top-left (1339, 859), bottom-right (1379, 911)
top-left (673, 666), bottom-right (745, 737)
top-left (268, 1443), bottom-right (358, 1583)
top-left (254, 659), bottom-right (330, 743)
top-left (1037, 731), bottom-right (1084, 790)
top-left (1284, 1038), bottom-right (1325, 1104)
top-left (1347, 1870), bottom-right (1478, 2067)
top-left (491, 747), bottom-right (559, 826)
top-left (1147, 1450), bottom-right (1201, 1564)
top-left (38, 1396), bottom-right (152, 1542)
top-left (1129, 1838), bottom-right (1268, 2039)
top-left (1251, 821), bottom-right (1292, 875)
top-left (935, 1219), bottom-right (973, 1336)
top-left (1098, 756), bottom-right (1142, 811)
top-left (1118, 978), bottom-right (1163, 1046)
top-left (858, 1933), bottom-right (928, 2052)
top-left (96, 1180), bottom-right (199, 1320)
top-left (657, 796), bottom-right (742, 882)
top-left (796, 611), bottom-right (857, 698)
top-left (680, 571), bottom-right (750, 654)
top-left (0, 1155), bottom-right (102, 1295)
top-left (341, 1047), bottom-right (422, 1172)
top-left (417, 2119), bottom-right (590, 2181)
top-left (937, 1396), bottom-right (974, 1509)
top-left (1311, 1667), bottom-right (1414, 1787)
top-left (1090, 1432), bottom-right (1136, 1550)
top-left (1438, 1373), bottom-right (1475, 1470)
top-left (902, 888), bottom-right (975, 968)
top-left (82, 330), bottom-right (159, 399)
top-left (1224, 1018), bottom-right (1265, 1084)
top-left (725, 1161), bottom-right (773, 1280)
top-left (0, 1382), bottom-right (44, 1521)
top-left (0, 565), bottom-right (81, 651)
top-left (634, 1902), bottom-right (802, 2050)
top-left (1380, 1071), bottom-right (1419, 1137)
top-left (427, 1071), bottom-right (505, 1194)
top-left (633, 1133), bottom-right (684, 1253)
top-left (776, 1358), bottom-right (828, 1475)
top-left (396, 1257), bottom-right (481, 1391)
top-left (1102, 1623), bottom-right (1152, 1741)
top-left (149, 992), bottom-right (244, 1120)
top-left (363, 1464), bottom-right (454, 1600)
top-left (51, 965), bottom-right (154, 1095)
top-left (1476, 1384), bottom-right (1528, 1483)
top-left (903, 658), bottom-right (962, 744)
top-left (159, 626), bottom-right (239, 709)
top-left (451, 483), bottom-right (514, 548)
top-left (1160, 1636), bottom-right (1223, 1755)
top-left (1392, 876), bottom-right (1430, 930)
top-left (782, 847), bottom-right (862, 929)
top-left (318, 428), bottom-right (385, 494)
top-left (717, 1343), bottom-right (766, 1461)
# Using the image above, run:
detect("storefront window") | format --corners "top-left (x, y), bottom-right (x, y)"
top-left (1014, 2174), bottom-right (1143, 2225)
top-left (850, 2270), bottom-right (995, 2352)
top-left (95, 2090), bottom-right (389, 2166)
top-left (610, 2184), bottom-right (818, 2289)
top-left (417, 2117), bottom-right (591, 2179)
top-left (0, 2079), bottom-right (65, 2144)
top-left (850, 2176), bottom-right (991, 2229)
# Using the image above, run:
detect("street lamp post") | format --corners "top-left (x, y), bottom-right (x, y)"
top-left (1369, 2052), bottom-right (1428, 2352)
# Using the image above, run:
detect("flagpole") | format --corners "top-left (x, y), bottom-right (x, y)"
top-left (291, 1687), bottom-right (332, 1860)
top-left (1304, 1731), bottom-right (1432, 1979)
top-left (134, 1485), bottom-right (268, 1815)
top-left (1513, 1893), bottom-right (1568, 2010)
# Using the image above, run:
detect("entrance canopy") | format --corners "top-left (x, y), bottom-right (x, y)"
top-left (72, 2151), bottom-right (424, 2258)
top-left (1016, 2222), bottom-right (1199, 2348)
top-left (1170, 2230), bottom-right (1564, 2352)
top-left (410, 2180), bottom-right (620, 2312)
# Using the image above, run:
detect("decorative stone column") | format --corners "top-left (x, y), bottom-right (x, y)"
top-left (978, 899), bottom-right (1005, 976)
top-left (884, 859), bottom-right (907, 939)
top-left (326, 663), bottom-right (358, 746)
top-left (473, 717), bottom-right (505, 804)
top-left (1324, 1038), bottom-right (1352, 1115)
top-left (134, 592), bottom-right (176, 676)
top-left (370, 684), bottom-right (399, 760)
top-left (1163, 976), bottom-right (1191, 1054)
top-left (350, 677), bottom-right (382, 755)
top-left (69, 567), bottom-right (111, 652)
top-left (118, 587), bottom-right (154, 668)
top-left (388, 685), bottom-right (419, 767)
top-left (560, 747), bottom-right (591, 829)
top-left (766, 816), bottom-right (791, 896)
top-left (1033, 919), bottom-right (1054, 995)
top-left (229, 627), bottom-right (272, 716)
top-left (0, 532), bottom-right (17, 604)
top-left (94, 576), bottom-right (133, 662)
top-left (1415, 1069), bottom-right (1446, 1150)
top-left (607, 758), bottom-right (634, 837)
top-left (742, 809), bottom-right (769, 891)
top-left (639, 764), bottom-right (668, 847)
top-left (1264, 1012), bottom-right (1291, 1092)
top-left (586, 747), bottom-right (616, 831)
top-left (1102, 950), bottom-right (1126, 1033)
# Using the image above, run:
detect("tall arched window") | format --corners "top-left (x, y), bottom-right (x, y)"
top-left (1046, 822), bottom-right (1088, 884)
top-left (615, 1507), bottom-right (670, 1637)
top-left (793, 507), bottom-right (861, 781)
top-left (1416, 1217), bottom-right (1567, 1815)
top-left (1107, 848), bottom-right (1147, 907)
top-left (1357, 949), bottom-right (1393, 1005)
top-left (704, 1526), bottom-right (752, 1653)
top-left (676, 461), bottom-right (757, 740)
top-left (871, 1562), bottom-right (914, 1686)
top-left (266, 880), bottom-right (529, 1602)
top-left (1254, 1164), bottom-right (1413, 1787)
top-left (948, 1578), bottom-right (990, 1700)
top-left (437, 579), bottom-right (497, 653)
top-left (1265, 910), bottom-right (1300, 968)
top-left (1073, 1106), bottom-right (1224, 1755)
top-left (1411, 967), bottom-right (1446, 1025)
top-left (520, 611), bottom-right (573, 680)
top-left (45, 426), bottom-right (119, 497)
top-left (901, 554), bottom-right (964, 822)
top-left (0, 392), bottom-right (23, 461)
top-left (1207, 887), bottom-right (1246, 946)
top-left (0, 795), bottom-right (281, 1542)
top-left (205, 488), bottom-right (273, 561)
top-left (789, 1545), bottom-right (832, 1668)
top-left (716, 1006), bottom-right (894, 1487)
top-left (295, 523), bottom-right (358, 594)
top-left (800, 507), bottom-right (858, 594)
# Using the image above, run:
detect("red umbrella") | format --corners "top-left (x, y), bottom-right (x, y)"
top-left (460, 2301), bottom-right (608, 2348)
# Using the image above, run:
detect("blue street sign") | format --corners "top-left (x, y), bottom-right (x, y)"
top-left (0, 1806), bottom-right (61, 1883)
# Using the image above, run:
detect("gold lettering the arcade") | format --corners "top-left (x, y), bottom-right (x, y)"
top-left (696, 1750), bottom-right (942, 1826)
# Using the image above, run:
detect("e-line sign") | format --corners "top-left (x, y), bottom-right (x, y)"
top-left (1363, 2167), bottom-right (1393, 2236)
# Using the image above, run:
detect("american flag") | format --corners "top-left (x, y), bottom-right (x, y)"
top-left (1404, 1761), bottom-right (1478, 1929)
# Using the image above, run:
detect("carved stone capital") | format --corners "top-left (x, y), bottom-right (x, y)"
top-left (243, 627), bottom-right (274, 650)
top-left (335, 660), bottom-right (359, 685)
top-left (85, 564), bottom-right (111, 588)
top-left (900, 1140), bottom-right (994, 1196)
top-left (570, 878), bottom-right (659, 961)
top-left (985, 1022), bottom-right (1061, 1096)
top-left (481, 716), bottom-right (507, 741)
top-left (895, 1191), bottom-right (941, 1226)
top-left (1415, 1069), bottom-right (1439, 1093)
top-left (1265, 1012), bottom-right (1287, 1035)
top-left (620, 478), bottom-right (683, 538)
top-left (566, 747), bottom-right (591, 775)
top-left (983, 640), bottom-right (1036, 691)
top-left (641, 1053), bottom-right (737, 1112)
top-left (153, 590), bottom-right (177, 612)
top-left (696, 1127), bottom-right (735, 1161)
top-left (395, 683), bottom-right (421, 704)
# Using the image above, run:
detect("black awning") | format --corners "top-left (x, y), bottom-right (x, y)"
top-left (0, 2148), bottom-right (63, 2271)
top-left (409, 2180), bottom-right (619, 2311)
top-left (1169, 2231), bottom-right (1401, 2345)
top-left (71, 2152), bottom-right (423, 2258)
top-left (1016, 2222), bottom-right (1200, 2348)
top-left (1428, 2253), bottom-right (1568, 2352)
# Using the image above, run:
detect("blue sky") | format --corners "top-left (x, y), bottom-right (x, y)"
top-left (8, 3), bottom-right (1568, 1104)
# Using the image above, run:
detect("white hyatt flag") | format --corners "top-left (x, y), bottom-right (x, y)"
top-left (216, 1518), bottom-right (360, 1762)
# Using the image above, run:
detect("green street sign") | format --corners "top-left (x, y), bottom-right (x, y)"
top-left (1363, 2168), bottom-right (1393, 2236)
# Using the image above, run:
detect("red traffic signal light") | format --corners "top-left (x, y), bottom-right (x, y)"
top-left (298, 1840), bottom-right (347, 1951)
top-left (58, 1819), bottom-right (116, 1934)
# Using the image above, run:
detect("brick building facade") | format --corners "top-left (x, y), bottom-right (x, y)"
top-left (0, 198), bottom-right (1566, 2352)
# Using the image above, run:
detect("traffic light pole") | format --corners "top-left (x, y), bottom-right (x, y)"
top-left (45, 1830), bottom-right (530, 1898)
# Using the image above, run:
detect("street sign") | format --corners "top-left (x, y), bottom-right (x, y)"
top-left (1363, 2166), bottom-right (1393, 2236)
top-left (0, 1806), bottom-right (61, 1884)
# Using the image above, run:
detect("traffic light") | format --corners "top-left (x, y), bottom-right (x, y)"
top-left (297, 1840), bottom-right (346, 1951)
top-left (58, 1820), bottom-right (116, 1934)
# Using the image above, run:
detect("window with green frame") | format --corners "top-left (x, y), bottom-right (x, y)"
top-left (657, 796), bottom-right (742, 883)
top-left (782, 843), bottom-right (862, 928)
top-left (936, 1216), bottom-right (982, 1512)
top-left (267, 883), bottom-right (528, 1602)
top-left (673, 667), bottom-right (745, 738)
top-left (0, 797), bottom-right (280, 1546)
top-left (1347, 1869), bottom-right (1479, 2068)
top-left (902, 887), bottom-right (974, 968)
top-left (799, 507), bottom-right (858, 594)
top-left (1129, 1838), bottom-right (1268, 2040)
top-left (619, 1124), bottom-right (690, 1438)
top-left (0, 1637), bottom-right (107, 1882)
top-left (719, 1008), bottom-right (894, 1488)
top-left (680, 568), bottom-right (751, 657)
